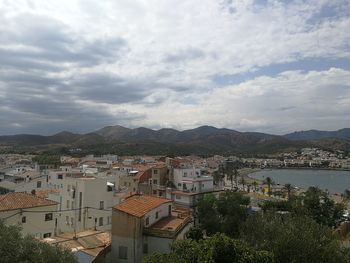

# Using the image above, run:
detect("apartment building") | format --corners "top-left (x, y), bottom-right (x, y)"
top-left (47, 172), bottom-right (118, 234)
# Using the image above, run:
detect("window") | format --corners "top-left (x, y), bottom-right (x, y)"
top-left (155, 211), bottom-right (159, 219)
top-left (45, 213), bottom-right (53, 221)
top-left (66, 200), bottom-right (70, 209)
top-left (43, 233), bottom-right (51, 238)
top-left (143, 243), bottom-right (148, 254)
top-left (175, 195), bottom-right (181, 200)
top-left (67, 185), bottom-right (70, 192)
top-left (153, 169), bottom-right (158, 175)
top-left (153, 179), bottom-right (157, 184)
top-left (107, 216), bottom-right (112, 225)
top-left (66, 216), bottom-right (69, 225)
top-left (100, 201), bottom-right (104, 210)
top-left (99, 217), bottom-right (103, 226)
top-left (22, 216), bottom-right (26, 223)
top-left (118, 246), bottom-right (128, 259)
top-left (184, 172), bottom-right (187, 177)
top-left (178, 183), bottom-right (181, 187)
top-left (145, 217), bottom-right (149, 226)
top-left (71, 201), bottom-right (74, 209)
top-left (37, 181), bottom-right (42, 188)
top-left (57, 174), bottom-right (63, 179)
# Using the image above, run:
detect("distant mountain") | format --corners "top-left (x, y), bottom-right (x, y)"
top-left (284, 128), bottom-right (350, 141)
top-left (0, 125), bottom-right (349, 155)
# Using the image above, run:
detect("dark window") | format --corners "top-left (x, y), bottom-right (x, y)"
top-left (37, 181), bottom-right (42, 188)
top-left (118, 246), bottom-right (128, 259)
top-left (99, 201), bottom-right (104, 210)
top-left (153, 179), bottom-right (157, 184)
top-left (155, 212), bottom-right (159, 219)
top-left (45, 213), bottom-right (53, 221)
top-left (43, 233), bottom-right (51, 238)
top-left (145, 217), bottom-right (149, 225)
top-left (22, 216), bottom-right (26, 223)
top-left (153, 169), bottom-right (158, 175)
top-left (143, 243), bottom-right (148, 254)
top-left (99, 217), bottom-right (103, 226)
top-left (57, 174), bottom-right (63, 179)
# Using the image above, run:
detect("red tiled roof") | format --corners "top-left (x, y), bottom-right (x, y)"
top-left (0, 192), bottom-right (58, 212)
top-left (113, 195), bottom-right (172, 217)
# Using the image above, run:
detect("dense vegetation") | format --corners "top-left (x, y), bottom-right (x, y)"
top-left (147, 189), bottom-right (350, 263)
top-left (0, 220), bottom-right (77, 263)
top-left (145, 233), bottom-right (274, 263)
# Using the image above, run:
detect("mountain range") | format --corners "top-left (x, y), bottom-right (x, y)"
top-left (0, 126), bottom-right (349, 155)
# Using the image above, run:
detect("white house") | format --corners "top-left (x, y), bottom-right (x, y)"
top-left (0, 192), bottom-right (58, 238)
top-left (111, 195), bottom-right (192, 263)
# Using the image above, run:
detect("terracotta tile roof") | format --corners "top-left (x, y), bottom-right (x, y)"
top-left (0, 192), bottom-right (58, 212)
top-left (113, 195), bottom-right (172, 217)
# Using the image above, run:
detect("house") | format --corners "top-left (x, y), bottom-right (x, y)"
top-left (138, 164), bottom-right (169, 197)
top-left (0, 192), bottom-right (58, 238)
top-left (111, 195), bottom-right (192, 263)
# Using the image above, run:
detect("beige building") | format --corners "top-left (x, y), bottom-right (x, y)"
top-left (0, 192), bottom-right (58, 238)
top-left (111, 195), bottom-right (192, 263)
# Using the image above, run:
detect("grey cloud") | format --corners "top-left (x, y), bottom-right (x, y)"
top-left (0, 13), bottom-right (127, 71)
top-left (163, 48), bottom-right (205, 63)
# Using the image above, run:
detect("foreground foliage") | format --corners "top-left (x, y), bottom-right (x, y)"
top-left (260, 187), bottom-right (344, 228)
top-left (145, 233), bottom-right (274, 263)
top-left (240, 213), bottom-right (350, 263)
top-left (0, 221), bottom-right (77, 263)
top-left (197, 191), bottom-right (249, 237)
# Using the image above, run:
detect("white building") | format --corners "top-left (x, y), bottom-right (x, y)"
top-left (47, 172), bottom-right (118, 234)
top-left (0, 192), bottom-right (58, 238)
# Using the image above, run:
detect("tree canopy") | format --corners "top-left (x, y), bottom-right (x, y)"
top-left (260, 187), bottom-right (344, 228)
top-left (0, 220), bottom-right (77, 263)
top-left (145, 234), bottom-right (274, 263)
top-left (240, 213), bottom-right (350, 263)
top-left (197, 191), bottom-right (250, 237)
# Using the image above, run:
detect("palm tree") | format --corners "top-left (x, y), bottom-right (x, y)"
top-left (240, 175), bottom-right (246, 191)
top-left (252, 181), bottom-right (258, 192)
top-left (284, 183), bottom-right (293, 200)
top-left (264, 177), bottom-right (273, 196)
top-left (233, 168), bottom-right (239, 187)
top-left (225, 165), bottom-right (234, 190)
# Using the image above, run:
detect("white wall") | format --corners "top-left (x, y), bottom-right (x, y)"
top-left (144, 203), bottom-right (172, 227)
top-left (0, 205), bottom-right (58, 238)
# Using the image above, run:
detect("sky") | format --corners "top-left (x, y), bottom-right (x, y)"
top-left (0, 0), bottom-right (350, 135)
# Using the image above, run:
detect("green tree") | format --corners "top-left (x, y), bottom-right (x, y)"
top-left (185, 226), bottom-right (204, 241)
top-left (145, 234), bottom-right (274, 263)
top-left (240, 213), bottom-right (350, 263)
top-left (0, 220), bottom-right (77, 263)
top-left (264, 177), bottom-right (273, 196)
top-left (283, 183), bottom-right (292, 200)
top-left (259, 187), bottom-right (344, 228)
top-left (197, 192), bottom-right (249, 237)
top-left (301, 187), bottom-right (344, 228)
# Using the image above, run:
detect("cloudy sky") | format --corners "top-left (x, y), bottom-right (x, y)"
top-left (0, 0), bottom-right (350, 135)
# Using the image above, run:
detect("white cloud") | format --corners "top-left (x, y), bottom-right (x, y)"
top-left (0, 0), bottom-right (349, 134)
